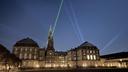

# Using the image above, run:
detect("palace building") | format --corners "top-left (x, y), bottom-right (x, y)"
top-left (11, 26), bottom-right (128, 68)
top-left (0, 26), bottom-right (127, 69)
top-left (0, 26), bottom-right (127, 70)
top-left (12, 26), bottom-right (100, 68)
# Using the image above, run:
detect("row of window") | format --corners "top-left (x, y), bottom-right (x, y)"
top-left (82, 50), bottom-right (98, 54)
top-left (15, 48), bottom-right (37, 52)
top-left (87, 55), bottom-right (96, 60)
top-left (19, 53), bottom-right (37, 59)
top-left (69, 55), bottom-right (97, 61)
top-left (70, 50), bottom-right (98, 56)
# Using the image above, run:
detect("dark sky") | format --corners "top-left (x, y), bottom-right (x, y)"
top-left (0, 0), bottom-right (128, 55)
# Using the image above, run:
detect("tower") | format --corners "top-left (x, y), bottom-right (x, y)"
top-left (45, 25), bottom-right (55, 67)
top-left (46, 25), bottom-right (55, 51)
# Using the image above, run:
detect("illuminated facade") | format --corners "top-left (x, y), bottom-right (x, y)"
top-left (0, 44), bottom-right (21, 71)
top-left (100, 52), bottom-right (128, 68)
top-left (12, 27), bottom-right (128, 69)
top-left (12, 26), bottom-right (100, 68)
top-left (67, 42), bottom-right (100, 67)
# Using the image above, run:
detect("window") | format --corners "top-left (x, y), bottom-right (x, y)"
top-left (93, 50), bottom-right (95, 53)
top-left (90, 50), bottom-right (92, 53)
top-left (87, 50), bottom-right (89, 53)
top-left (90, 55), bottom-right (93, 60)
top-left (73, 57), bottom-right (76, 60)
top-left (29, 54), bottom-right (32, 59)
top-left (14, 48), bottom-right (18, 54)
top-left (49, 52), bottom-right (52, 55)
top-left (35, 48), bottom-right (37, 52)
top-left (30, 48), bottom-right (32, 52)
top-left (96, 51), bottom-right (99, 53)
top-left (34, 55), bottom-right (37, 59)
top-left (93, 55), bottom-right (96, 60)
top-left (87, 55), bottom-right (90, 60)
top-left (83, 53), bottom-right (86, 55)
top-left (20, 48), bottom-right (23, 52)
top-left (24, 53), bottom-right (27, 59)
top-left (25, 48), bottom-right (27, 51)
top-left (82, 50), bottom-right (86, 55)
top-left (19, 53), bottom-right (22, 59)
top-left (15, 48), bottom-right (18, 51)
top-left (83, 56), bottom-right (86, 60)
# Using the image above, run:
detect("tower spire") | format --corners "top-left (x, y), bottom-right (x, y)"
top-left (48, 25), bottom-right (52, 37)
top-left (46, 25), bottom-right (54, 51)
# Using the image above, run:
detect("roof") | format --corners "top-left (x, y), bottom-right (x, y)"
top-left (39, 48), bottom-right (45, 50)
top-left (77, 41), bottom-right (98, 50)
top-left (69, 48), bottom-right (77, 51)
top-left (68, 42), bottom-right (98, 52)
top-left (0, 44), bottom-right (10, 53)
top-left (55, 51), bottom-right (67, 56)
top-left (101, 52), bottom-right (128, 59)
top-left (79, 41), bottom-right (96, 47)
top-left (14, 37), bottom-right (39, 47)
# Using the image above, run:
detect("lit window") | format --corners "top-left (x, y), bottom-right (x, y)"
top-left (49, 52), bottom-right (52, 55)
top-left (29, 54), bottom-right (32, 59)
top-left (83, 56), bottom-right (86, 60)
top-left (24, 53), bottom-right (27, 59)
top-left (34, 55), bottom-right (36, 59)
top-left (73, 54), bottom-right (76, 56)
top-left (19, 53), bottom-right (22, 59)
top-left (87, 55), bottom-right (90, 60)
top-left (87, 50), bottom-right (89, 53)
top-left (93, 55), bottom-right (96, 60)
top-left (83, 53), bottom-right (86, 55)
top-left (30, 48), bottom-right (32, 52)
top-left (90, 55), bottom-right (93, 60)
top-left (73, 57), bottom-right (76, 60)
top-left (93, 50), bottom-right (95, 53)
top-left (96, 51), bottom-right (98, 53)
top-left (90, 50), bottom-right (92, 53)
top-left (35, 48), bottom-right (37, 52)
top-left (15, 48), bottom-right (18, 51)
top-left (20, 48), bottom-right (23, 52)
top-left (25, 48), bottom-right (27, 51)
top-left (23, 62), bottom-right (26, 66)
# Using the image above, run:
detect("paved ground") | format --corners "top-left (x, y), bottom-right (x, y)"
top-left (20, 68), bottom-right (128, 72)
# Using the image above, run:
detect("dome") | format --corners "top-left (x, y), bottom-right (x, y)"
top-left (14, 37), bottom-right (39, 47)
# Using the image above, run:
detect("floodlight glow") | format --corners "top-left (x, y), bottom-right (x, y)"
top-left (52, 0), bottom-right (64, 36)
top-left (64, 4), bottom-right (80, 42)
top-left (101, 32), bottom-right (121, 51)
top-left (68, 0), bottom-right (84, 42)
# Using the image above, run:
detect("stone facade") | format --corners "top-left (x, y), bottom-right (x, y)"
top-left (12, 36), bottom-right (100, 68)
top-left (12, 26), bottom-right (128, 68)
top-left (12, 26), bottom-right (101, 68)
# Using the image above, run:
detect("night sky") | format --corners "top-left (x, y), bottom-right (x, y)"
top-left (0, 0), bottom-right (128, 55)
